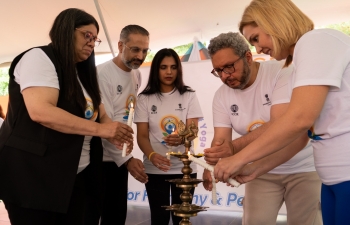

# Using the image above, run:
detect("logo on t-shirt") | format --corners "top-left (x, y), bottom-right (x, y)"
top-left (175, 103), bottom-right (186, 111)
top-left (151, 105), bottom-right (157, 114)
top-left (230, 104), bottom-right (239, 116)
top-left (85, 98), bottom-right (98, 121)
top-left (160, 116), bottom-right (179, 145)
top-left (117, 85), bottom-right (123, 95)
top-left (263, 94), bottom-right (271, 106)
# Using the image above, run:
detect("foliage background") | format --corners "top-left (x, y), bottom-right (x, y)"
top-left (0, 69), bottom-right (9, 96)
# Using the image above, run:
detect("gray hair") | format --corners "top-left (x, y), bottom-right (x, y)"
top-left (120, 25), bottom-right (149, 42)
top-left (208, 32), bottom-right (250, 57)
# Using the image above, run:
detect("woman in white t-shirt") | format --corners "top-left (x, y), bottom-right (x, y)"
top-left (0, 9), bottom-right (133, 225)
top-left (213, 0), bottom-right (350, 224)
top-left (134, 48), bottom-right (203, 225)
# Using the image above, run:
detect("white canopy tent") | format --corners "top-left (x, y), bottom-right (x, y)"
top-left (1, 0), bottom-right (350, 65)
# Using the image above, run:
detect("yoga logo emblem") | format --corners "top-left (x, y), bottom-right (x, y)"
top-left (160, 115), bottom-right (179, 144)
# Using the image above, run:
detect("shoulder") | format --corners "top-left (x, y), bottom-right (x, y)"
top-left (97, 60), bottom-right (113, 73)
top-left (260, 60), bottom-right (293, 76)
top-left (137, 93), bottom-right (149, 101)
top-left (15, 48), bottom-right (55, 73)
top-left (297, 29), bottom-right (350, 50)
top-left (97, 60), bottom-right (119, 82)
top-left (22, 48), bottom-right (53, 64)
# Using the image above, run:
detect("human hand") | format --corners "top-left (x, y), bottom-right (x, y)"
top-left (149, 152), bottom-right (171, 172)
top-left (234, 163), bottom-right (259, 184)
top-left (102, 121), bottom-right (133, 147)
top-left (214, 155), bottom-right (244, 183)
top-left (126, 158), bottom-right (148, 183)
top-left (202, 169), bottom-right (216, 191)
top-left (163, 133), bottom-right (182, 147)
top-left (204, 138), bottom-right (234, 165)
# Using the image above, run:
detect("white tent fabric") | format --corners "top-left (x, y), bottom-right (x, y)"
top-left (1, 0), bottom-right (350, 64)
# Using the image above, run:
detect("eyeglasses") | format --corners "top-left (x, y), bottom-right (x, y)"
top-left (211, 55), bottom-right (244, 77)
top-left (75, 28), bottom-right (102, 47)
top-left (123, 43), bottom-right (151, 55)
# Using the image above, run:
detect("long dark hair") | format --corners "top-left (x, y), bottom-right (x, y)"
top-left (139, 48), bottom-right (193, 98)
top-left (49, 8), bottom-right (101, 111)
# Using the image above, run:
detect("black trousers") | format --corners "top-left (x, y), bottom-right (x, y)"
top-left (85, 161), bottom-right (128, 225)
top-left (145, 173), bottom-right (197, 225)
top-left (4, 166), bottom-right (91, 225)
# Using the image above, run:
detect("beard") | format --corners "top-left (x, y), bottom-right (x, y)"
top-left (225, 59), bottom-right (251, 90)
top-left (121, 52), bottom-right (144, 70)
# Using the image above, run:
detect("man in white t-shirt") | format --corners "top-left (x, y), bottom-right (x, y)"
top-left (86, 25), bottom-right (149, 225)
top-left (203, 32), bottom-right (322, 224)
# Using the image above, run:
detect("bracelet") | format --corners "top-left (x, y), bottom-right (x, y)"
top-left (148, 152), bottom-right (156, 161)
top-left (124, 156), bottom-right (133, 167)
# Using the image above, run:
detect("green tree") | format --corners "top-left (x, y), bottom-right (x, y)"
top-left (0, 68), bottom-right (9, 96)
top-left (173, 43), bottom-right (195, 56)
top-left (144, 42), bottom-right (208, 63)
top-left (323, 21), bottom-right (350, 35)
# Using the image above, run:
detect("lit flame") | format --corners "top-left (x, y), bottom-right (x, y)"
top-left (130, 102), bottom-right (134, 108)
top-left (187, 151), bottom-right (190, 156)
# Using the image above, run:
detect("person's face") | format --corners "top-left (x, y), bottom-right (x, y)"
top-left (120, 33), bottom-right (150, 70)
top-left (74, 24), bottom-right (98, 63)
top-left (158, 56), bottom-right (178, 92)
top-left (242, 25), bottom-right (289, 60)
top-left (211, 48), bottom-right (252, 90)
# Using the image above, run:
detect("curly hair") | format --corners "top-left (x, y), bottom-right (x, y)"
top-left (208, 32), bottom-right (250, 58)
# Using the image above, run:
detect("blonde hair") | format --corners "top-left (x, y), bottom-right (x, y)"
top-left (239, 0), bottom-right (314, 67)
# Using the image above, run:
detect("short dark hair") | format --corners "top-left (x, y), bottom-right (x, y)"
top-left (49, 8), bottom-right (101, 111)
top-left (120, 25), bottom-right (149, 43)
top-left (139, 48), bottom-right (193, 98)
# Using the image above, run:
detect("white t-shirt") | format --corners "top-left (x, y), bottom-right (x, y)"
top-left (134, 89), bottom-right (203, 174)
top-left (213, 60), bottom-right (315, 174)
top-left (0, 117), bottom-right (3, 127)
top-left (14, 48), bottom-right (97, 173)
top-left (97, 59), bottom-right (141, 166)
top-left (293, 28), bottom-right (350, 185)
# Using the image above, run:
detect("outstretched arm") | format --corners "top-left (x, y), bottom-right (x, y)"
top-left (215, 85), bottom-right (329, 182)
top-left (22, 86), bottom-right (133, 143)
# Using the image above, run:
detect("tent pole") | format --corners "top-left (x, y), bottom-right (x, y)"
top-left (93, 0), bottom-right (116, 57)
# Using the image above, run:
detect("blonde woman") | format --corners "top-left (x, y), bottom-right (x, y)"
top-left (213, 0), bottom-right (350, 224)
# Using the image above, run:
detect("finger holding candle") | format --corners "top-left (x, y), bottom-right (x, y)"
top-left (187, 154), bottom-right (241, 187)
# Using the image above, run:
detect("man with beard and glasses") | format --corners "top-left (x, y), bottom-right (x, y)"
top-left (203, 32), bottom-right (322, 224)
top-left (86, 25), bottom-right (150, 225)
